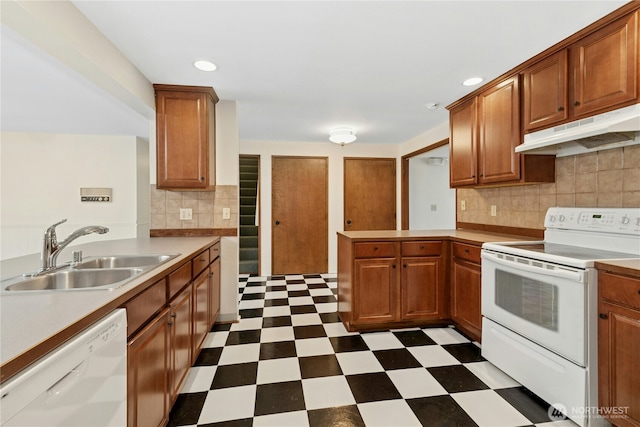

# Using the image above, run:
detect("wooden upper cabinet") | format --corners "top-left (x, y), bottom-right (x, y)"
top-left (449, 98), bottom-right (478, 187)
top-left (154, 84), bottom-right (219, 190)
top-left (523, 50), bottom-right (569, 131)
top-left (478, 76), bottom-right (521, 184)
top-left (571, 11), bottom-right (639, 118)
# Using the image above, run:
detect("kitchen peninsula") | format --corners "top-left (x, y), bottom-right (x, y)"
top-left (337, 229), bottom-right (539, 338)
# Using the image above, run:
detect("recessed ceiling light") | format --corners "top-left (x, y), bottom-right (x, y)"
top-left (462, 77), bottom-right (483, 86)
top-left (194, 60), bottom-right (217, 72)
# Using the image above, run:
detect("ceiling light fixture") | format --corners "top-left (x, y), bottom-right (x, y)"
top-left (462, 77), bottom-right (483, 86)
top-left (329, 128), bottom-right (357, 145)
top-left (193, 60), bottom-right (217, 72)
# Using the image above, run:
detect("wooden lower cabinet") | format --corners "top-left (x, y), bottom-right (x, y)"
top-left (450, 243), bottom-right (482, 342)
top-left (598, 271), bottom-right (640, 427)
top-left (209, 258), bottom-right (221, 326)
top-left (354, 257), bottom-right (397, 324)
top-left (339, 236), bottom-right (447, 331)
top-left (170, 285), bottom-right (192, 404)
top-left (125, 241), bottom-right (222, 427)
top-left (128, 308), bottom-right (171, 427)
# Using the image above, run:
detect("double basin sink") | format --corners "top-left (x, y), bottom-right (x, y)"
top-left (2, 254), bottom-right (178, 292)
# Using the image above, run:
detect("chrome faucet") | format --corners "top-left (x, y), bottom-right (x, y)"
top-left (39, 219), bottom-right (109, 273)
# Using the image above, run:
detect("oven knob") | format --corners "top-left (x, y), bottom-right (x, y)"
top-left (548, 215), bottom-right (556, 222)
top-left (558, 215), bottom-right (566, 222)
top-left (635, 217), bottom-right (640, 226)
top-left (621, 215), bottom-right (630, 225)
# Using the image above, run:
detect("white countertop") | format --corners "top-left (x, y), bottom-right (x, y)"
top-left (0, 237), bottom-right (217, 376)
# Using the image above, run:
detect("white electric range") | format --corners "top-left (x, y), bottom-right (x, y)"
top-left (480, 207), bottom-right (640, 426)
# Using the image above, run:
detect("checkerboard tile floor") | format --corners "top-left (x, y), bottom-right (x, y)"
top-left (168, 274), bottom-right (577, 427)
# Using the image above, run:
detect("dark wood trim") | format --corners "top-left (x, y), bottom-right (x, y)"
top-left (150, 228), bottom-right (237, 237)
top-left (400, 138), bottom-right (450, 230)
top-left (456, 222), bottom-right (544, 238)
top-left (446, 1), bottom-right (640, 111)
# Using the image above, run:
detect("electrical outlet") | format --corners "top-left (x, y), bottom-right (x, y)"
top-left (430, 204), bottom-right (437, 212)
top-left (180, 208), bottom-right (192, 220)
top-left (491, 205), bottom-right (497, 217)
top-left (222, 207), bottom-right (231, 220)
top-left (461, 200), bottom-right (466, 211)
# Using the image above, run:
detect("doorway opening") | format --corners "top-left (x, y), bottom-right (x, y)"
top-left (239, 155), bottom-right (260, 275)
top-left (401, 139), bottom-right (455, 230)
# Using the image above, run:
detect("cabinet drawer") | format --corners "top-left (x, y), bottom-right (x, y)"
top-left (125, 279), bottom-right (167, 337)
top-left (210, 242), bottom-right (221, 261)
top-left (168, 262), bottom-right (191, 300)
top-left (599, 271), bottom-right (640, 310)
top-left (401, 241), bottom-right (441, 257)
top-left (354, 242), bottom-right (396, 258)
top-left (192, 249), bottom-right (210, 279)
top-left (452, 242), bottom-right (481, 264)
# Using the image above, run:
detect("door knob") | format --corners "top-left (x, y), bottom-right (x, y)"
top-left (346, 219), bottom-right (352, 225)
top-left (275, 220), bottom-right (280, 225)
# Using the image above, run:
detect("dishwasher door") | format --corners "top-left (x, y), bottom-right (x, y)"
top-left (0, 309), bottom-right (127, 426)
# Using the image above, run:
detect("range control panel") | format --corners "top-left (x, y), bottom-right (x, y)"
top-left (544, 207), bottom-right (640, 234)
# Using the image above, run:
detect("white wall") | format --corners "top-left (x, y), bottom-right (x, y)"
top-left (240, 140), bottom-right (399, 276)
top-left (409, 144), bottom-right (456, 230)
top-left (0, 132), bottom-right (149, 260)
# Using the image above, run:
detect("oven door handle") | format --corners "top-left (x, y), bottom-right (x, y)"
top-left (481, 251), bottom-right (585, 282)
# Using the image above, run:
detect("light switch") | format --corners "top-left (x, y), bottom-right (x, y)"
top-left (222, 208), bottom-right (231, 220)
top-left (491, 205), bottom-right (497, 216)
top-left (461, 200), bottom-right (466, 211)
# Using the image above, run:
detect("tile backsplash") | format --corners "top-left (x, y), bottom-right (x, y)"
top-left (150, 185), bottom-right (238, 229)
top-left (457, 145), bottom-right (640, 230)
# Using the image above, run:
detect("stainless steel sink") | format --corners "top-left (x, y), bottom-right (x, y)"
top-left (4, 268), bottom-right (144, 292)
top-left (73, 254), bottom-right (176, 270)
top-left (1, 253), bottom-right (179, 292)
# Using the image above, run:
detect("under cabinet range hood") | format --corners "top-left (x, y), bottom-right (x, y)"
top-left (516, 103), bottom-right (640, 157)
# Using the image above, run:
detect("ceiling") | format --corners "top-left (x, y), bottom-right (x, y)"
top-left (1, 1), bottom-right (628, 144)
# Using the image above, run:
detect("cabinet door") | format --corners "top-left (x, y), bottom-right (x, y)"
top-left (209, 259), bottom-right (221, 326)
top-left (572, 11), bottom-right (639, 118)
top-left (478, 76), bottom-right (521, 184)
top-left (354, 258), bottom-right (397, 324)
top-left (449, 98), bottom-right (478, 187)
top-left (128, 308), bottom-right (171, 427)
top-left (523, 50), bottom-right (569, 131)
top-left (598, 300), bottom-right (640, 427)
top-left (170, 285), bottom-right (192, 403)
top-left (451, 259), bottom-right (482, 341)
top-left (155, 88), bottom-right (215, 189)
top-left (192, 270), bottom-right (209, 362)
top-left (401, 256), bottom-right (445, 320)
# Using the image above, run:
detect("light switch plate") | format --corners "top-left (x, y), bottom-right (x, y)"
top-left (461, 200), bottom-right (466, 211)
top-left (491, 205), bottom-right (497, 216)
top-left (180, 208), bottom-right (192, 220)
top-left (222, 208), bottom-right (231, 220)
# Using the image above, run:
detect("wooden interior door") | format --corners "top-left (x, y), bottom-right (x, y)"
top-left (272, 156), bottom-right (328, 274)
top-left (344, 158), bottom-right (396, 231)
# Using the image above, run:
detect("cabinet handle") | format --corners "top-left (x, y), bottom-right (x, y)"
top-left (403, 264), bottom-right (407, 268)
top-left (558, 106), bottom-right (564, 111)
top-left (275, 220), bottom-right (280, 226)
top-left (168, 321), bottom-right (174, 326)
top-left (199, 258), bottom-right (206, 263)
top-left (374, 246), bottom-right (378, 250)
top-left (420, 245), bottom-right (424, 250)
top-left (464, 248), bottom-right (470, 253)
top-left (392, 264), bottom-right (396, 269)
top-left (599, 313), bottom-right (608, 320)
top-left (171, 313), bottom-right (177, 318)
top-left (574, 101), bottom-right (580, 106)
top-left (200, 177), bottom-right (205, 181)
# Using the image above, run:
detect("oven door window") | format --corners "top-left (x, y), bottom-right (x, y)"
top-left (495, 270), bottom-right (558, 331)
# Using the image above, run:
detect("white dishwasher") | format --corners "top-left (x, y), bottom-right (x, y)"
top-left (0, 309), bottom-right (127, 426)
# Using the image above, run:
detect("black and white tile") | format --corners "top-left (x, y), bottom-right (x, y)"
top-left (169, 274), bottom-right (577, 427)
